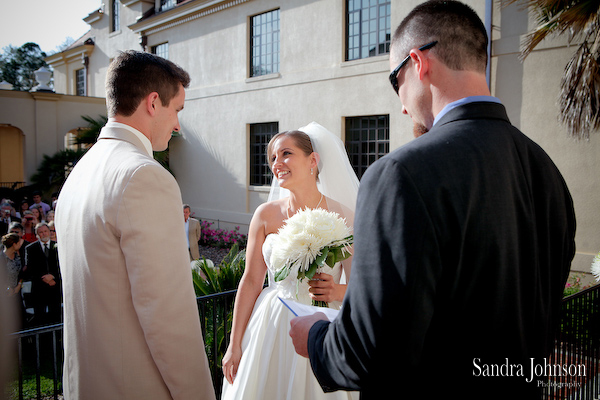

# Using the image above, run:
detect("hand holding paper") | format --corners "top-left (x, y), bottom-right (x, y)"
top-left (279, 297), bottom-right (340, 321)
top-left (283, 297), bottom-right (337, 358)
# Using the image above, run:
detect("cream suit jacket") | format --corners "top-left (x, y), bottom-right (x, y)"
top-left (188, 218), bottom-right (201, 260)
top-left (55, 125), bottom-right (215, 400)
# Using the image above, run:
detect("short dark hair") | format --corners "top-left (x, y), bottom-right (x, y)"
top-left (183, 204), bottom-right (191, 211)
top-left (392, 0), bottom-right (488, 72)
top-left (106, 50), bottom-right (191, 117)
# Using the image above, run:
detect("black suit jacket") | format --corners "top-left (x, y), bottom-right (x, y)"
top-left (308, 102), bottom-right (576, 399)
top-left (25, 240), bottom-right (60, 290)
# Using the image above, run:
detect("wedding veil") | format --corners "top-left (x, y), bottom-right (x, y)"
top-left (267, 122), bottom-right (360, 216)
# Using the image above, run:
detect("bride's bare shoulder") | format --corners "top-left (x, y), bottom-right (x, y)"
top-left (252, 198), bottom-right (287, 227)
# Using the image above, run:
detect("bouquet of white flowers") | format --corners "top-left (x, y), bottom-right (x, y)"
top-left (271, 207), bottom-right (353, 307)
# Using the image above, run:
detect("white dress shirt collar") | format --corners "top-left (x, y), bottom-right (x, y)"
top-left (105, 119), bottom-right (154, 157)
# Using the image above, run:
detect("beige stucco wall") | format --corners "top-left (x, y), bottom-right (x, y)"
top-left (0, 90), bottom-right (106, 182)
top-left (40, 0), bottom-right (599, 277)
top-left (491, 2), bottom-right (599, 274)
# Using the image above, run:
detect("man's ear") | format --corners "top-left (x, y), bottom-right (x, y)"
top-left (145, 92), bottom-right (160, 116)
top-left (410, 49), bottom-right (430, 80)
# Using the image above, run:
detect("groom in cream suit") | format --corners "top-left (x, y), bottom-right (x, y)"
top-left (55, 51), bottom-right (215, 400)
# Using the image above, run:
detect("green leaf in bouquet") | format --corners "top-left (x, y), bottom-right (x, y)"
top-left (325, 250), bottom-right (337, 269)
top-left (274, 264), bottom-right (291, 282)
top-left (306, 247), bottom-right (329, 279)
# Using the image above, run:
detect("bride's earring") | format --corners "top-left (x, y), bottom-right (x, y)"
top-left (311, 168), bottom-right (314, 175)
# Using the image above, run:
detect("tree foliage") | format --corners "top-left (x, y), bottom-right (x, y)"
top-left (0, 42), bottom-right (49, 91)
top-left (30, 149), bottom-right (86, 195)
top-left (503, 0), bottom-right (600, 140)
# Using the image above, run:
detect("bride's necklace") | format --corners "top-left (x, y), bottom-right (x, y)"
top-left (287, 193), bottom-right (324, 219)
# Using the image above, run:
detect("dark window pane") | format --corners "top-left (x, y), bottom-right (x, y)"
top-left (250, 122), bottom-right (279, 186)
top-left (346, 0), bottom-right (390, 61)
top-left (345, 115), bottom-right (389, 179)
top-left (250, 9), bottom-right (280, 77)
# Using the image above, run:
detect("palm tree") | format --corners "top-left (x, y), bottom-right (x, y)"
top-left (503, 0), bottom-right (600, 140)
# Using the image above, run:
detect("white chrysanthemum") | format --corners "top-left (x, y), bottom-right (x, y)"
top-left (591, 252), bottom-right (600, 282)
top-left (270, 208), bottom-right (352, 280)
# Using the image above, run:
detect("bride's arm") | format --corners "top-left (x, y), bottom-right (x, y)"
top-left (222, 204), bottom-right (269, 384)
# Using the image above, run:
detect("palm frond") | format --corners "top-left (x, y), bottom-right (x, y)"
top-left (558, 29), bottom-right (600, 140)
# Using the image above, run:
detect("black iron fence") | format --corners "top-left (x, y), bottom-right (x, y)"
top-left (7, 290), bottom-right (237, 400)
top-left (7, 285), bottom-right (600, 400)
top-left (543, 285), bottom-right (600, 399)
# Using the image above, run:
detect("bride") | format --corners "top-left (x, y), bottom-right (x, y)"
top-left (221, 122), bottom-right (360, 400)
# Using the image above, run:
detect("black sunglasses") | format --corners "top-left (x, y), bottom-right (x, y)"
top-left (389, 41), bottom-right (438, 95)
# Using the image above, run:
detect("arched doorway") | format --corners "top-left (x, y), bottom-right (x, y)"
top-left (0, 124), bottom-right (24, 187)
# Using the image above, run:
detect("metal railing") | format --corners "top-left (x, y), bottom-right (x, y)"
top-left (7, 285), bottom-right (600, 400)
top-left (8, 290), bottom-right (237, 400)
top-left (543, 285), bottom-right (600, 400)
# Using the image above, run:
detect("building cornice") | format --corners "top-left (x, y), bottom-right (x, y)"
top-left (122, 0), bottom-right (154, 6)
top-left (45, 44), bottom-right (95, 68)
top-left (84, 8), bottom-right (103, 24)
top-left (129, 0), bottom-right (250, 36)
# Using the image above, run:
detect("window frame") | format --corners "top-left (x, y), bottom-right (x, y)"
top-left (75, 68), bottom-right (86, 96)
top-left (249, 9), bottom-right (280, 78)
top-left (346, 0), bottom-right (391, 61)
top-left (151, 42), bottom-right (169, 59)
top-left (249, 122), bottom-right (279, 187)
top-left (111, 0), bottom-right (120, 32)
top-left (345, 115), bottom-right (390, 180)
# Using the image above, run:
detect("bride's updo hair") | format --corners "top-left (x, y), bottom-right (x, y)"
top-left (267, 130), bottom-right (319, 177)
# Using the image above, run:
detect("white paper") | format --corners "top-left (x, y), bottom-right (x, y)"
top-left (278, 297), bottom-right (340, 322)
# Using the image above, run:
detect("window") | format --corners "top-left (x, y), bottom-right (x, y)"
top-left (346, 0), bottom-right (391, 61)
top-left (250, 122), bottom-right (278, 186)
top-left (345, 115), bottom-right (389, 179)
top-left (112, 0), bottom-right (120, 32)
top-left (160, 0), bottom-right (176, 11)
top-left (151, 43), bottom-right (169, 59)
top-left (75, 68), bottom-right (86, 96)
top-left (250, 9), bottom-right (280, 77)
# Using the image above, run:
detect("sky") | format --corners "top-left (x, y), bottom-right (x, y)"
top-left (1, 0), bottom-right (102, 55)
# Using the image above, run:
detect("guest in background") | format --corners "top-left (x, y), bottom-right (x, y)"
top-left (30, 191), bottom-right (51, 214)
top-left (1, 203), bottom-right (19, 234)
top-left (31, 204), bottom-right (45, 224)
top-left (17, 200), bottom-right (30, 219)
top-left (46, 210), bottom-right (55, 223)
top-left (47, 221), bottom-right (57, 243)
top-left (184, 204), bottom-right (202, 261)
top-left (2, 233), bottom-right (24, 298)
top-left (8, 223), bottom-right (30, 265)
top-left (21, 211), bottom-right (37, 243)
top-left (25, 223), bottom-right (60, 326)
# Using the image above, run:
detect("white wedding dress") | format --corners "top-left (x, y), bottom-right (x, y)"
top-left (221, 233), bottom-right (359, 400)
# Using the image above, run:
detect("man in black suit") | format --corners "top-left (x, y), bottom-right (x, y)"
top-left (25, 222), bottom-right (61, 326)
top-left (290, 2), bottom-right (576, 399)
